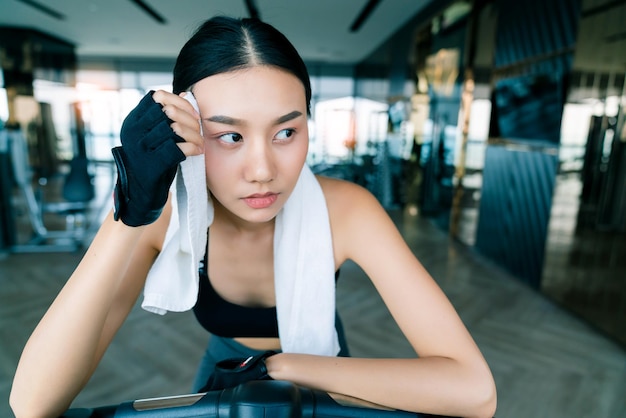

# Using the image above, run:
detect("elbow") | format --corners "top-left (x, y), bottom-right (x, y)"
top-left (10, 388), bottom-right (39, 418)
top-left (10, 401), bottom-right (56, 418)
top-left (9, 389), bottom-right (31, 418)
top-left (9, 383), bottom-right (27, 418)
top-left (10, 385), bottom-right (65, 418)
top-left (469, 373), bottom-right (497, 418)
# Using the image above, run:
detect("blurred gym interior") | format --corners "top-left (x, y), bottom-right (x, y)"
top-left (1, 1), bottom-right (625, 417)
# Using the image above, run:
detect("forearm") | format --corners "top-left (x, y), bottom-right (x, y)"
top-left (267, 354), bottom-right (496, 418)
top-left (10, 216), bottom-right (146, 418)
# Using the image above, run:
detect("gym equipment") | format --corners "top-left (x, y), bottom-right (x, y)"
top-left (60, 380), bottom-right (443, 417)
top-left (0, 128), bottom-right (17, 251)
top-left (4, 127), bottom-right (97, 252)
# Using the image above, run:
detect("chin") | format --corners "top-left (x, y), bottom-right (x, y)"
top-left (240, 215), bottom-right (279, 226)
top-left (238, 207), bottom-right (282, 224)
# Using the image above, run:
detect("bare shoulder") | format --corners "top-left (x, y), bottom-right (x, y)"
top-left (318, 176), bottom-right (384, 226)
top-left (316, 175), bottom-right (394, 265)
top-left (317, 176), bottom-right (383, 220)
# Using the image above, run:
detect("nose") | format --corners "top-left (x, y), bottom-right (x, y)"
top-left (243, 139), bottom-right (276, 183)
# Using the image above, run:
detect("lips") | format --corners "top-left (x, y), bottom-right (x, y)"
top-left (242, 192), bottom-right (279, 209)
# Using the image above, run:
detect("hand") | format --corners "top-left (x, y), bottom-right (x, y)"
top-left (111, 90), bottom-right (202, 226)
top-left (198, 351), bottom-right (278, 393)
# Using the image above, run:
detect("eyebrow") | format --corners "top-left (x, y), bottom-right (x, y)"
top-left (275, 110), bottom-right (303, 125)
top-left (205, 110), bottom-right (303, 126)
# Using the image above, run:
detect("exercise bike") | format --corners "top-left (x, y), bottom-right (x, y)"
top-left (61, 380), bottom-right (451, 417)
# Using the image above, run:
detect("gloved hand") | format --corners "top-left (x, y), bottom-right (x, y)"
top-left (111, 90), bottom-right (187, 226)
top-left (198, 350), bottom-right (278, 393)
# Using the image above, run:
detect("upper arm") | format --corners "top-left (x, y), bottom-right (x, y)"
top-left (321, 177), bottom-right (483, 361)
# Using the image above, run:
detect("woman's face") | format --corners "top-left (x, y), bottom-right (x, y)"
top-left (193, 66), bottom-right (309, 225)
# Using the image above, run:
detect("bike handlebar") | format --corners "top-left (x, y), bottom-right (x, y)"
top-left (60, 380), bottom-right (432, 417)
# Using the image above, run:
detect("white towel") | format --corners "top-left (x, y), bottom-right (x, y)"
top-left (141, 153), bottom-right (211, 314)
top-left (141, 120), bottom-right (339, 356)
top-left (273, 164), bottom-right (340, 356)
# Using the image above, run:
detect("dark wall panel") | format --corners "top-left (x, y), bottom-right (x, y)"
top-left (475, 144), bottom-right (559, 288)
top-left (475, 0), bottom-right (582, 288)
top-left (493, 0), bottom-right (580, 69)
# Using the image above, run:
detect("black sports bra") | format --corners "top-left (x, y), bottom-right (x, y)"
top-left (192, 252), bottom-right (340, 338)
top-left (192, 253), bottom-right (278, 338)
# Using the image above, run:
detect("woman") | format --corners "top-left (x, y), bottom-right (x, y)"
top-left (10, 16), bottom-right (496, 418)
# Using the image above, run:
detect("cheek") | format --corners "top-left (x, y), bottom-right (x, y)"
top-left (279, 138), bottom-right (309, 175)
top-left (294, 136), bottom-right (310, 167)
top-left (203, 150), bottom-right (228, 188)
top-left (286, 130), bottom-right (309, 162)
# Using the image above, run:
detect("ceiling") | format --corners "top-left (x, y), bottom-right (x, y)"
top-left (0, 0), bottom-right (435, 64)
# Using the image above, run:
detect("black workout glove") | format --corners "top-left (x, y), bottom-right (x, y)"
top-left (198, 350), bottom-right (278, 393)
top-left (111, 91), bottom-right (186, 226)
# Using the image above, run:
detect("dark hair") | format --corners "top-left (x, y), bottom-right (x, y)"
top-left (173, 16), bottom-right (312, 114)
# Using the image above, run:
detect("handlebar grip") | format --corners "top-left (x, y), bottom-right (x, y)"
top-left (59, 392), bottom-right (221, 418)
top-left (106, 391), bottom-right (222, 418)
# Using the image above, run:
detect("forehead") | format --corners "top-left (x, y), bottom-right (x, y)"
top-left (193, 66), bottom-right (306, 116)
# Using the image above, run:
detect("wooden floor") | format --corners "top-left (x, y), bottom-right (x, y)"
top-left (1, 208), bottom-right (625, 417)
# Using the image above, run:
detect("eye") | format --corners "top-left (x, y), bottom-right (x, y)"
top-left (219, 133), bottom-right (243, 144)
top-left (275, 128), bottom-right (295, 141)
